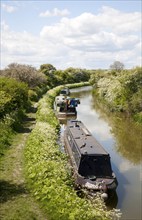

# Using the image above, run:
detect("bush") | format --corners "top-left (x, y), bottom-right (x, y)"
top-left (90, 67), bottom-right (142, 123)
top-left (133, 112), bottom-right (142, 123)
top-left (0, 77), bottom-right (29, 119)
top-left (0, 120), bottom-right (14, 156)
top-left (0, 77), bottom-right (30, 156)
top-left (28, 90), bottom-right (38, 102)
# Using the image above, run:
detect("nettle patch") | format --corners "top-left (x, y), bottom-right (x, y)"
top-left (25, 85), bottom-right (121, 220)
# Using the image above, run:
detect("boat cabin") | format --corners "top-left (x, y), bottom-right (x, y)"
top-left (54, 96), bottom-right (79, 118)
top-left (64, 120), bottom-right (118, 199)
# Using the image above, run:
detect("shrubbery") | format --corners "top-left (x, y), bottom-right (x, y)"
top-left (39, 64), bottom-right (91, 88)
top-left (0, 77), bottom-right (30, 155)
top-left (0, 120), bottom-right (14, 156)
top-left (0, 63), bottom-right (50, 155)
top-left (89, 67), bottom-right (142, 123)
top-left (0, 63), bottom-right (47, 88)
top-left (0, 77), bottom-right (29, 118)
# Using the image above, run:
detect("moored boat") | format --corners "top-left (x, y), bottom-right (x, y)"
top-left (60, 87), bottom-right (70, 96)
top-left (54, 96), bottom-right (80, 119)
top-left (64, 120), bottom-right (118, 200)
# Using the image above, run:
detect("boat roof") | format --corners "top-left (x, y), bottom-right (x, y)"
top-left (66, 120), bottom-right (109, 156)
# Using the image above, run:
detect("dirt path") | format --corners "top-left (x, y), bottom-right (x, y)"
top-left (0, 104), bottom-right (48, 220)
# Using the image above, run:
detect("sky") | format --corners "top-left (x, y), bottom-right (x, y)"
top-left (0, 0), bottom-right (142, 70)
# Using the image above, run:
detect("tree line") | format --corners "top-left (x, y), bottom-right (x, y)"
top-left (0, 61), bottom-right (141, 155)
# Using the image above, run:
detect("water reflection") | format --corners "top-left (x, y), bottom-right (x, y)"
top-left (90, 94), bottom-right (142, 165)
top-left (70, 86), bottom-right (142, 219)
top-left (58, 115), bottom-right (77, 125)
top-left (105, 191), bottom-right (118, 209)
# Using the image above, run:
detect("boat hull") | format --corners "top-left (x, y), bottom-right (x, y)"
top-left (64, 120), bottom-right (118, 199)
top-left (54, 96), bottom-right (77, 119)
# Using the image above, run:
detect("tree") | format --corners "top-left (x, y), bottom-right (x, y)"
top-left (0, 77), bottom-right (29, 118)
top-left (39, 64), bottom-right (58, 88)
top-left (110, 61), bottom-right (124, 72)
top-left (0, 63), bottom-right (46, 88)
top-left (40, 64), bottom-right (56, 75)
top-left (64, 68), bottom-right (90, 83)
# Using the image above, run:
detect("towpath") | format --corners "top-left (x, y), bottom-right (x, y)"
top-left (0, 103), bottom-right (48, 220)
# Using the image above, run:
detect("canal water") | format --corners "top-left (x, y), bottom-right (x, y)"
top-left (60, 86), bottom-right (142, 220)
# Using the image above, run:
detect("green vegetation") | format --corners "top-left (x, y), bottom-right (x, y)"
top-left (90, 66), bottom-right (142, 123)
top-left (25, 85), bottom-right (121, 220)
top-left (0, 63), bottom-right (47, 88)
top-left (0, 63), bottom-right (90, 157)
top-left (39, 64), bottom-right (91, 88)
top-left (0, 77), bottom-right (29, 119)
top-left (0, 77), bottom-right (29, 155)
top-left (0, 109), bottom-right (47, 220)
top-left (1, 60), bottom-right (141, 219)
top-left (0, 63), bottom-right (49, 102)
top-left (0, 63), bottom-right (50, 156)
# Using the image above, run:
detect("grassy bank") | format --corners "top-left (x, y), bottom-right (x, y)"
top-left (24, 83), bottom-right (121, 220)
top-left (0, 107), bottom-right (47, 220)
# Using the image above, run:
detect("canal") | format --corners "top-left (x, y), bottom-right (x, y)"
top-left (61, 86), bottom-right (142, 220)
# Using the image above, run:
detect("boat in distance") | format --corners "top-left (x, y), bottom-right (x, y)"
top-left (60, 87), bottom-right (70, 96)
top-left (64, 120), bottom-right (118, 200)
top-left (54, 96), bottom-right (80, 119)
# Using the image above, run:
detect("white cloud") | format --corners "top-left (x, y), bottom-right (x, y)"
top-left (40, 9), bottom-right (140, 53)
top-left (2, 3), bottom-right (17, 13)
top-left (39, 8), bottom-right (70, 17)
top-left (1, 21), bottom-right (69, 68)
top-left (1, 6), bottom-right (141, 69)
top-left (100, 6), bottom-right (141, 34)
top-left (1, 21), bottom-right (9, 31)
top-left (119, 160), bottom-right (134, 173)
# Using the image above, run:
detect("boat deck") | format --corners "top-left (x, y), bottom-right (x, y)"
top-left (67, 120), bottom-right (108, 155)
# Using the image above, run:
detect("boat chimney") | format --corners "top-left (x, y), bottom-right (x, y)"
top-left (75, 122), bottom-right (79, 127)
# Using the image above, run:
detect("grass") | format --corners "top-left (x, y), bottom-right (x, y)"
top-left (0, 105), bottom-right (48, 220)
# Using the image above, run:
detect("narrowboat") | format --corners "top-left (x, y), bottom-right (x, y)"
top-left (60, 87), bottom-right (70, 96)
top-left (64, 120), bottom-right (118, 200)
top-left (54, 96), bottom-right (79, 119)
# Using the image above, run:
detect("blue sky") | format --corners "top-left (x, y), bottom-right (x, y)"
top-left (1, 0), bottom-right (141, 69)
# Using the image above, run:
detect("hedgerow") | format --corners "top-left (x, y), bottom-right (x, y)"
top-left (0, 120), bottom-right (14, 155)
top-left (90, 67), bottom-right (142, 123)
top-left (0, 77), bottom-right (29, 119)
top-left (25, 84), bottom-right (121, 220)
top-left (0, 77), bottom-right (29, 155)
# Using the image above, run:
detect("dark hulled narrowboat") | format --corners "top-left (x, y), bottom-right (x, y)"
top-left (64, 120), bottom-right (118, 200)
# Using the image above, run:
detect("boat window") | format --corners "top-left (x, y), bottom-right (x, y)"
top-left (68, 136), bottom-right (73, 148)
top-left (78, 155), bottom-right (112, 178)
top-left (60, 90), bottom-right (67, 95)
top-left (72, 143), bottom-right (80, 167)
